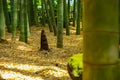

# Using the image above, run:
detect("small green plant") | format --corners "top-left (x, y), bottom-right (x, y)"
top-left (67, 53), bottom-right (83, 79)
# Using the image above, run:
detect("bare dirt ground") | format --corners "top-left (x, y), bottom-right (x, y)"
top-left (0, 26), bottom-right (83, 80)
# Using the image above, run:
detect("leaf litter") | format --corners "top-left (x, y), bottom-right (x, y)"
top-left (0, 26), bottom-right (83, 80)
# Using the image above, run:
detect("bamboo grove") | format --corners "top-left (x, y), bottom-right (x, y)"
top-left (0, 0), bottom-right (82, 48)
top-left (1, 0), bottom-right (120, 80)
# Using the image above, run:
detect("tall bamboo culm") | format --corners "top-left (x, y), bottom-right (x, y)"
top-left (83, 0), bottom-right (119, 80)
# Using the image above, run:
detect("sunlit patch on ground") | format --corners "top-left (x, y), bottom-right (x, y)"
top-left (0, 62), bottom-right (69, 80)
top-left (0, 70), bottom-right (44, 80)
top-left (17, 45), bottom-right (36, 51)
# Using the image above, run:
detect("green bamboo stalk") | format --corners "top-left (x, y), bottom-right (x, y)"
top-left (28, 0), bottom-right (35, 26)
top-left (0, 0), bottom-right (6, 40)
top-left (24, 0), bottom-right (28, 43)
top-left (44, 0), bottom-right (53, 32)
top-left (64, 0), bottom-right (70, 35)
top-left (73, 0), bottom-right (76, 27)
top-left (57, 0), bottom-right (63, 48)
top-left (48, 0), bottom-right (57, 36)
top-left (76, 0), bottom-right (81, 35)
top-left (12, 0), bottom-right (18, 40)
top-left (41, 0), bottom-right (45, 27)
top-left (19, 0), bottom-right (25, 42)
top-left (83, 0), bottom-right (119, 80)
top-left (3, 0), bottom-right (12, 33)
top-left (68, 0), bottom-right (70, 20)
top-left (34, 0), bottom-right (38, 26)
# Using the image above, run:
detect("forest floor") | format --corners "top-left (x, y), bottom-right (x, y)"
top-left (0, 26), bottom-right (83, 80)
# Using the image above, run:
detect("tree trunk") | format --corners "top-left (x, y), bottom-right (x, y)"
top-left (57, 0), bottom-right (63, 48)
top-left (83, 0), bottom-right (119, 80)
top-left (17, 0), bottom-right (21, 29)
top-left (12, 0), bottom-right (18, 40)
top-left (119, 0), bottom-right (120, 58)
top-left (68, 0), bottom-right (70, 20)
top-left (28, 0), bottom-right (34, 26)
top-left (10, 0), bottom-right (14, 24)
top-left (41, 0), bottom-right (46, 27)
top-left (64, 0), bottom-right (70, 35)
top-left (3, 0), bottom-right (12, 33)
top-left (26, 0), bottom-right (30, 37)
top-left (19, 0), bottom-right (28, 43)
top-left (44, 0), bottom-right (53, 32)
top-left (76, 0), bottom-right (81, 35)
top-left (26, 13), bottom-right (30, 37)
top-left (119, 0), bottom-right (120, 45)
top-left (0, 0), bottom-right (6, 40)
top-left (73, 0), bottom-right (76, 27)
top-left (33, 0), bottom-right (38, 26)
top-left (24, 0), bottom-right (28, 43)
top-left (48, 0), bottom-right (57, 36)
